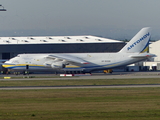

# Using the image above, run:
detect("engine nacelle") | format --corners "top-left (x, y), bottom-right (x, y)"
top-left (51, 62), bottom-right (65, 69)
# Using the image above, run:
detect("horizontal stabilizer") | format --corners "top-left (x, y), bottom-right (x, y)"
top-left (129, 53), bottom-right (156, 58)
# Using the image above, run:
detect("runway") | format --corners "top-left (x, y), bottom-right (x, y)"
top-left (1, 84), bottom-right (160, 90)
top-left (1, 71), bottom-right (160, 81)
top-left (1, 72), bottom-right (160, 90)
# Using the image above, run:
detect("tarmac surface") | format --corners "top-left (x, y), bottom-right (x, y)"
top-left (0, 71), bottom-right (160, 90)
top-left (1, 84), bottom-right (160, 90)
top-left (1, 71), bottom-right (160, 80)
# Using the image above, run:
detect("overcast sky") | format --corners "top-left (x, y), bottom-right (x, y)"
top-left (0, 0), bottom-right (160, 40)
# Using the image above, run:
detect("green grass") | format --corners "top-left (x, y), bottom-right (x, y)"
top-left (0, 88), bottom-right (160, 120)
top-left (1, 78), bottom-right (160, 119)
top-left (0, 78), bottom-right (160, 87)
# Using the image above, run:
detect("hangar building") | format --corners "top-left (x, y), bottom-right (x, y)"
top-left (0, 35), bottom-right (125, 60)
top-left (145, 41), bottom-right (160, 70)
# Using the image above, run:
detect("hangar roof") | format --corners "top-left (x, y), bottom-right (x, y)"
top-left (0, 35), bottom-right (122, 44)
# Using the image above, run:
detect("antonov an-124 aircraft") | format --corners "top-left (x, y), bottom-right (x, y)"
top-left (2, 27), bottom-right (155, 73)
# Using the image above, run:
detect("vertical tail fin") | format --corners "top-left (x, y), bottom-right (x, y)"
top-left (119, 27), bottom-right (151, 53)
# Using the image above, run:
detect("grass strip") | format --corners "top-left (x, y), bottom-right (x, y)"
top-left (0, 88), bottom-right (160, 120)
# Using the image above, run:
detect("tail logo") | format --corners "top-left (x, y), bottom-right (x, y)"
top-left (127, 32), bottom-right (150, 51)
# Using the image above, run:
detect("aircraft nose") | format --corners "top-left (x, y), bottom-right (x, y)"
top-left (2, 62), bottom-right (8, 68)
top-left (2, 63), bottom-right (7, 68)
top-left (2, 61), bottom-right (13, 68)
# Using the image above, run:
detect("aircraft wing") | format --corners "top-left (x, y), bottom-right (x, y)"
top-left (46, 54), bottom-right (89, 65)
top-left (129, 53), bottom-right (156, 58)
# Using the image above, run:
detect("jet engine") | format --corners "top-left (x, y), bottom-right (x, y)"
top-left (51, 62), bottom-right (65, 69)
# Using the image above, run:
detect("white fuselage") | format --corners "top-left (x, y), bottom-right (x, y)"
top-left (2, 27), bottom-right (155, 73)
top-left (3, 52), bottom-right (150, 72)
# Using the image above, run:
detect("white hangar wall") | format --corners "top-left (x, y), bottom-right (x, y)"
top-left (0, 35), bottom-right (125, 59)
top-left (145, 41), bottom-right (160, 70)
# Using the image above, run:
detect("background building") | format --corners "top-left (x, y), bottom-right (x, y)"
top-left (145, 41), bottom-right (160, 70)
top-left (0, 35), bottom-right (125, 60)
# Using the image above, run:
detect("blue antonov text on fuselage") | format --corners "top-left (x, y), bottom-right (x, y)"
top-left (127, 32), bottom-right (150, 50)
